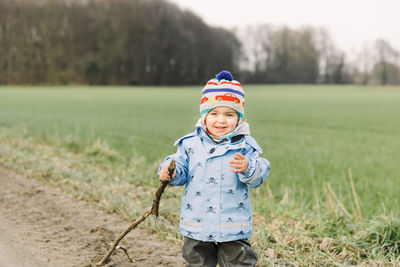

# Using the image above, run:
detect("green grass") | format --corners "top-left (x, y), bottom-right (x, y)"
top-left (0, 85), bottom-right (399, 216)
top-left (0, 85), bottom-right (399, 265)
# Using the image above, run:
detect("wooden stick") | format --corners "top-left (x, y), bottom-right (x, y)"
top-left (117, 245), bottom-right (135, 262)
top-left (95, 160), bottom-right (175, 266)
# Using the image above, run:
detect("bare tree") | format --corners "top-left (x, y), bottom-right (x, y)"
top-left (372, 39), bottom-right (400, 85)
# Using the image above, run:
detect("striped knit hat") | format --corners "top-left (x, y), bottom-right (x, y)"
top-left (200, 71), bottom-right (245, 118)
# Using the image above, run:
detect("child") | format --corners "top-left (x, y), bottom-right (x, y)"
top-left (159, 71), bottom-right (270, 267)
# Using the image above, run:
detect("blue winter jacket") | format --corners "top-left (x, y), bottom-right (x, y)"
top-left (159, 121), bottom-right (270, 242)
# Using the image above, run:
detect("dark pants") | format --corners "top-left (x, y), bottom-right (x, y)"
top-left (182, 237), bottom-right (258, 267)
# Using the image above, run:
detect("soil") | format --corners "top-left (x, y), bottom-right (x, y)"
top-left (0, 166), bottom-right (185, 267)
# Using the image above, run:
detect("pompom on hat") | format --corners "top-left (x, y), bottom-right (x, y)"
top-left (200, 70), bottom-right (245, 118)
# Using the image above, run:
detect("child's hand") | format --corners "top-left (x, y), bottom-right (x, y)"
top-left (159, 164), bottom-right (176, 181)
top-left (229, 153), bottom-right (249, 173)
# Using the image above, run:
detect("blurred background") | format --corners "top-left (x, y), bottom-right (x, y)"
top-left (1, 0), bottom-right (399, 86)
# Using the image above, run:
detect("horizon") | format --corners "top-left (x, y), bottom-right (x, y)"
top-left (169, 0), bottom-right (400, 56)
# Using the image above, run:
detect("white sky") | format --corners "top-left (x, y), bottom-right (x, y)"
top-left (168, 0), bottom-right (400, 54)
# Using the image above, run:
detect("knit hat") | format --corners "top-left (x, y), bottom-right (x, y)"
top-left (200, 70), bottom-right (245, 118)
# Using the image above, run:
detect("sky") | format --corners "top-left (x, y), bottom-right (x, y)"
top-left (168, 0), bottom-right (400, 54)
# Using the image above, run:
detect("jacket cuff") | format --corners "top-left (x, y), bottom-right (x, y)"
top-left (158, 158), bottom-right (182, 185)
top-left (238, 158), bottom-right (259, 184)
top-left (168, 173), bottom-right (180, 185)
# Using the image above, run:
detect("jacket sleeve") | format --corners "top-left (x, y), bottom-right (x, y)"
top-left (237, 146), bottom-right (270, 188)
top-left (158, 141), bottom-right (189, 186)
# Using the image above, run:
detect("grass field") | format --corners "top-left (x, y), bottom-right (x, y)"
top-left (1, 85), bottom-right (399, 265)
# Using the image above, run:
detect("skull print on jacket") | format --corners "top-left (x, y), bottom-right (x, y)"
top-left (159, 121), bottom-right (270, 242)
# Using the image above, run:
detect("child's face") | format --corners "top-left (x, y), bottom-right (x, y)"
top-left (205, 107), bottom-right (239, 138)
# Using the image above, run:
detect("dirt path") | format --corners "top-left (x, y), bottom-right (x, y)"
top-left (0, 166), bottom-right (185, 267)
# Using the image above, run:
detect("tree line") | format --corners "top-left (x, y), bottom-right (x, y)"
top-left (0, 0), bottom-right (399, 85)
top-left (0, 0), bottom-right (240, 85)
top-left (239, 25), bottom-right (400, 85)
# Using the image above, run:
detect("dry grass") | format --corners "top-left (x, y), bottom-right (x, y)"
top-left (0, 128), bottom-right (399, 266)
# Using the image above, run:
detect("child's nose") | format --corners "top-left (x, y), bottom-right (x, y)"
top-left (216, 115), bottom-right (225, 122)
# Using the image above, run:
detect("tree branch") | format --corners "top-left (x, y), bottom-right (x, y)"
top-left (95, 160), bottom-right (175, 266)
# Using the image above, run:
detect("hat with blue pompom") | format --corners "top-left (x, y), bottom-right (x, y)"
top-left (200, 70), bottom-right (245, 118)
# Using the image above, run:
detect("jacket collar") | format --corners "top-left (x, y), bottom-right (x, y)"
top-left (174, 119), bottom-right (250, 147)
